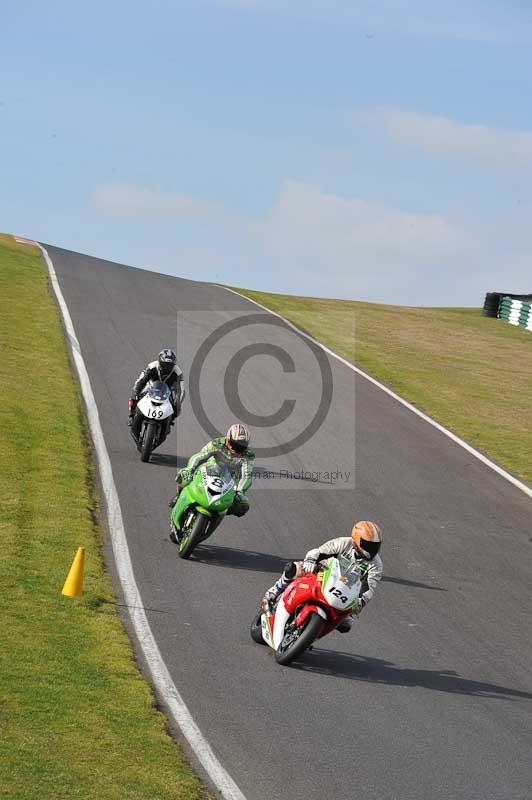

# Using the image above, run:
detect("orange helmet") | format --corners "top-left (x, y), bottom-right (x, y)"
top-left (351, 521), bottom-right (382, 560)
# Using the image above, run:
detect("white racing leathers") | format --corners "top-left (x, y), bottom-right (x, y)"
top-left (305, 536), bottom-right (383, 608)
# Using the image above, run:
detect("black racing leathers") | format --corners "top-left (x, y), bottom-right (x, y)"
top-left (130, 360), bottom-right (185, 419)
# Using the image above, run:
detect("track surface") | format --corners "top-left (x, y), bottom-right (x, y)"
top-left (46, 244), bottom-right (532, 800)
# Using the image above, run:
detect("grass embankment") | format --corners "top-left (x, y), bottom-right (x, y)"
top-left (0, 233), bottom-right (209, 799)
top-left (233, 286), bottom-right (532, 484)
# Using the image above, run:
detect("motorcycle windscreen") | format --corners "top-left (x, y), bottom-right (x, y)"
top-left (337, 555), bottom-right (362, 587)
top-left (204, 461), bottom-right (232, 491)
top-left (148, 381), bottom-right (171, 403)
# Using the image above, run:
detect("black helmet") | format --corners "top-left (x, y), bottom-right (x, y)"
top-left (226, 423), bottom-right (250, 455)
top-left (158, 349), bottom-right (177, 379)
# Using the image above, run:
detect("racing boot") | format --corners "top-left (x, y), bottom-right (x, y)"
top-left (336, 617), bottom-right (353, 634)
top-left (260, 576), bottom-right (289, 611)
top-left (127, 398), bottom-right (137, 426)
top-left (260, 561), bottom-right (302, 610)
top-left (169, 519), bottom-right (179, 545)
top-left (168, 485), bottom-right (182, 508)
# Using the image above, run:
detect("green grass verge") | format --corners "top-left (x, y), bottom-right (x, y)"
top-left (0, 234), bottom-right (209, 800)
top-left (232, 286), bottom-right (532, 485)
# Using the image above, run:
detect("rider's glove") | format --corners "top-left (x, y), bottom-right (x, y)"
top-left (128, 398), bottom-right (136, 411)
top-left (178, 468), bottom-right (192, 485)
top-left (353, 597), bottom-right (365, 615)
top-left (302, 558), bottom-right (317, 573)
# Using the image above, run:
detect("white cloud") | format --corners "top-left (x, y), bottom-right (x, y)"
top-left (92, 183), bottom-right (217, 218)
top-left (248, 181), bottom-right (468, 300)
top-left (256, 186), bottom-right (532, 303)
top-left (92, 179), bottom-right (532, 304)
top-left (364, 109), bottom-right (532, 171)
top-left (262, 180), bottom-right (460, 253)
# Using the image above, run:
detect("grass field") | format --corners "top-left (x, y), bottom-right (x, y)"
top-left (0, 234), bottom-right (209, 800)
top-left (2, 232), bottom-right (529, 798)
top-left (233, 286), bottom-right (532, 485)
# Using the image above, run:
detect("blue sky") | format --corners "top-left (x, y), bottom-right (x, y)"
top-left (2, 0), bottom-right (532, 304)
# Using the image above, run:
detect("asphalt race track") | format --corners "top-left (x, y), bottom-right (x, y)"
top-left (45, 244), bottom-right (532, 800)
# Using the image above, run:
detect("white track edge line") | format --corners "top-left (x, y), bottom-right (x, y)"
top-left (41, 245), bottom-right (247, 800)
top-left (219, 285), bottom-right (532, 502)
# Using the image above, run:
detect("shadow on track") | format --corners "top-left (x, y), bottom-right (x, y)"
top-left (292, 649), bottom-right (532, 700)
top-left (190, 545), bottom-right (445, 592)
top-left (382, 576), bottom-right (445, 592)
top-left (149, 453), bottom-right (188, 469)
top-left (191, 545), bottom-right (291, 574)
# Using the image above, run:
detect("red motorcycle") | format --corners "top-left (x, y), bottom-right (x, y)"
top-left (251, 556), bottom-right (362, 666)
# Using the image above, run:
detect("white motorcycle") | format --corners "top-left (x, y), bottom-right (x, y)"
top-left (130, 381), bottom-right (175, 462)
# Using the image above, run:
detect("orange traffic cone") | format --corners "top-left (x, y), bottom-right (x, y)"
top-left (61, 547), bottom-right (85, 597)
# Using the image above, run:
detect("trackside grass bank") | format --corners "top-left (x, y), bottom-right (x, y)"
top-left (232, 287), bottom-right (532, 485)
top-left (0, 234), bottom-right (209, 800)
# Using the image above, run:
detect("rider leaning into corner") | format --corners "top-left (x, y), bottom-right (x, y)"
top-left (169, 422), bottom-right (255, 519)
top-left (261, 521), bottom-right (383, 633)
top-left (128, 349), bottom-right (185, 429)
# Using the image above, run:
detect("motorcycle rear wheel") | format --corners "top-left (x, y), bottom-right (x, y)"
top-left (140, 423), bottom-right (157, 462)
top-left (275, 612), bottom-right (323, 666)
top-left (178, 512), bottom-right (210, 559)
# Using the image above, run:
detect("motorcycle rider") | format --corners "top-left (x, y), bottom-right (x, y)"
top-left (128, 349), bottom-right (185, 429)
top-left (169, 423), bottom-right (254, 524)
top-left (261, 521), bottom-right (383, 632)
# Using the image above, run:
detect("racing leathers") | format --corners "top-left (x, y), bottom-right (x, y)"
top-left (129, 360), bottom-right (185, 428)
top-left (263, 536), bottom-right (383, 631)
top-left (174, 436), bottom-right (254, 518)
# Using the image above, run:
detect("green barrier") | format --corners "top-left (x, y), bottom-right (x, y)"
top-left (497, 297), bottom-right (532, 331)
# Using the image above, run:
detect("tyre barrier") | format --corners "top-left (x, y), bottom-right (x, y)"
top-left (497, 296), bottom-right (532, 332)
top-left (483, 292), bottom-right (532, 319)
top-left (482, 292), bottom-right (502, 317)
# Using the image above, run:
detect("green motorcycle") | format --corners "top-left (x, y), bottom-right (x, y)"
top-left (170, 451), bottom-right (237, 559)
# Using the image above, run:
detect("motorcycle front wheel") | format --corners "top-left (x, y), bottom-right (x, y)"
top-left (140, 422), bottom-right (157, 462)
top-left (275, 612), bottom-right (323, 666)
top-left (250, 610), bottom-right (266, 645)
top-left (177, 512), bottom-right (210, 559)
